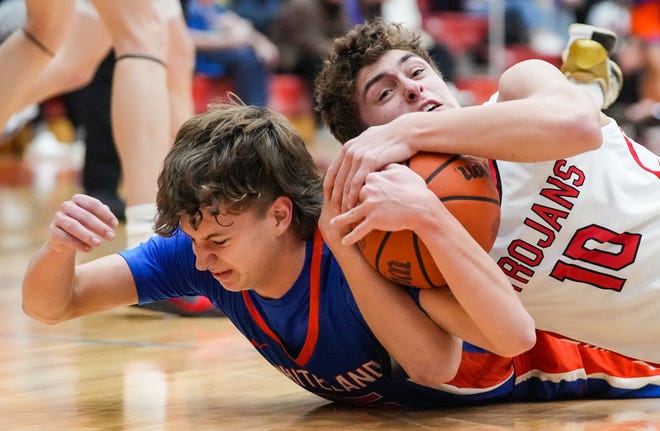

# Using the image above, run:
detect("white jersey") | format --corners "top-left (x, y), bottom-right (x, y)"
top-left (489, 118), bottom-right (660, 364)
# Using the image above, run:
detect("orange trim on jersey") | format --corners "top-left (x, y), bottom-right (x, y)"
top-left (242, 230), bottom-right (323, 367)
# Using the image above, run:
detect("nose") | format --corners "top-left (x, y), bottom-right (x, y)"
top-left (404, 79), bottom-right (423, 101)
top-left (193, 242), bottom-right (216, 271)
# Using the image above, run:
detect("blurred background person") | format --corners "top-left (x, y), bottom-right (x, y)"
top-left (186, 0), bottom-right (279, 107)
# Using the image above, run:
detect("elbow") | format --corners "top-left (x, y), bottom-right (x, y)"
top-left (48, 62), bottom-right (97, 94)
top-left (404, 340), bottom-right (462, 388)
top-left (22, 302), bottom-right (67, 325)
top-left (408, 365), bottom-right (458, 388)
top-left (560, 97), bottom-right (603, 154)
top-left (495, 318), bottom-right (537, 358)
top-left (574, 110), bottom-right (603, 153)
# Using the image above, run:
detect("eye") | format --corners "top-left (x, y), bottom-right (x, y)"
top-left (377, 88), bottom-right (393, 101)
top-left (411, 67), bottom-right (424, 77)
top-left (212, 239), bottom-right (228, 246)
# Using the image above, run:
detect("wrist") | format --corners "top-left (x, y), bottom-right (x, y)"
top-left (410, 198), bottom-right (451, 238)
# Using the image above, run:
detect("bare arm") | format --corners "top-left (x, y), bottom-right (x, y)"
top-left (330, 164), bottom-right (536, 357)
top-left (328, 60), bottom-right (606, 210)
top-left (319, 174), bottom-right (462, 387)
top-left (22, 194), bottom-right (138, 324)
top-left (189, 13), bottom-right (279, 67)
top-left (188, 13), bottom-right (254, 51)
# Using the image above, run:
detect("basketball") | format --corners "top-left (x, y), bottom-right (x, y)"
top-left (357, 152), bottom-right (501, 289)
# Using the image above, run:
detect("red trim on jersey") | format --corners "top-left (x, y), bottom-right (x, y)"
top-left (241, 230), bottom-right (323, 367)
top-left (488, 159), bottom-right (503, 203)
top-left (488, 159), bottom-right (498, 187)
top-left (448, 331), bottom-right (660, 391)
top-left (447, 349), bottom-right (514, 390)
top-left (167, 296), bottom-right (214, 312)
top-left (533, 330), bottom-right (660, 369)
top-left (622, 128), bottom-right (660, 179)
top-left (514, 331), bottom-right (660, 383)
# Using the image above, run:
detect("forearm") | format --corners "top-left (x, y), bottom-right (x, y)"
top-left (189, 29), bottom-right (248, 50)
top-left (415, 203), bottom-right (536, 356)
top-left (406, 95), bottom-right (601, 162)
top-left (404, 61), bottom-right (603, 162)
top-left (22, 244), bottom-right (78, 324)
top-left (331, 244), bottom-right (462, 386)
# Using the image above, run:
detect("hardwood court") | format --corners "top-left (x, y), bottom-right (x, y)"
top-left (1, 145), bottom-right (660, 430)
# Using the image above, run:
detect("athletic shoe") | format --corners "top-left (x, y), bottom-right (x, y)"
top-left (560, 23), bottom-right (622, 109)
top-left (564, 23), bottom-right (617, 54)
top-left (137, 296), bottom-right (224, 317)
top-left (1, 104), bottom-right (38, 139)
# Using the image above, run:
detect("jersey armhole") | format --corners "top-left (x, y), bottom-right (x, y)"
top-left (488, 159), bottom-right (503, 203)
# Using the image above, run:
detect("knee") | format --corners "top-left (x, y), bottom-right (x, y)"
top-left (110, 14), bottom-right (168, 60)
top-left (49, 59), bottom-right (98, 92)
top-left (23, 1), bottom-right (75, 52)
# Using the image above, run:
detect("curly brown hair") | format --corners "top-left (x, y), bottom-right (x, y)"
top-left (314, 18), bottom-right (438, 144)
top-left (155, 99), bottom-right (323, 241)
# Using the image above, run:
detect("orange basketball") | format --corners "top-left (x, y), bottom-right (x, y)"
top-left (358, 152), bottom-right (501, 289)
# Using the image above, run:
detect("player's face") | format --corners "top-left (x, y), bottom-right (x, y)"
top-left (355, 49), bottom-right (461, 127)
top-left (179, 205), bottom-right (284, 296)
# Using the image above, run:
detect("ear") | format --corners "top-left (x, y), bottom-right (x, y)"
top-left (269, 196), bottom-right (294, 235)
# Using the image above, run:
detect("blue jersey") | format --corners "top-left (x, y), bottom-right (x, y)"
top-left (119, 230), bottom-right (660, 408)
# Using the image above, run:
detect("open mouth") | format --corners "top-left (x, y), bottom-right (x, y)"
top-left (422, 102), bottom-right (441, 112)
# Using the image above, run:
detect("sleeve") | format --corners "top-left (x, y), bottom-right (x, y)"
top-left (119, 231), bottom-right (210, 304)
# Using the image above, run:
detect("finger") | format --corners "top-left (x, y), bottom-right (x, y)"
top-left (343, 162), bottom-right (365, 212)
top-left (50, 224), bottom-right (97, 253)
top-left (340, 216), bottom-right (372, 246)
top-left (330, 201), bottom-right (367, 233)
top-left (59, 200), bottom-right (116, 242)
top-left (342, 145), bottom-right (375, 211)
top-left (322, 172), bottom-right (333, 202)
top-left (71, 194), bottom-right (119, 230)
top-left (51, 214), bottom-right (103, 251)
top-left (332, 156), bottom-right (353, 208)
top-left (324, 153), bottom-right (342, 195)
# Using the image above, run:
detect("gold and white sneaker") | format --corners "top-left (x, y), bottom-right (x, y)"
top-left (561, 23), bottom-right (622, 109)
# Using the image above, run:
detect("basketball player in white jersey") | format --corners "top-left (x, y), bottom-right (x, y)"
top-left (316, 20), bottom-right (660, 364)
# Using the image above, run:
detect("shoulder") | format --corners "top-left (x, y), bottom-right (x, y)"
top-left (497, 60), bottom-right (571, 102)
top-left (120, 230), bottom-right (194, 272)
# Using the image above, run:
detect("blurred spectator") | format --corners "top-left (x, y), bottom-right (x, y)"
top-left (344, 0), bottom-right (382, 25)
top-left (435, 0), bottom-right (583, 55)
top-left (270, 0), bottom-right (349, 108)
top-left (586, 0), bottom-right (659, 154)
top-left (230, 0), bottom-right (283, 34)
top-left (625, 0), bottom-right (660, 153)
top-left (629, 0), bottom-right (660, 102)
top-left (186, 0), bottom-right (279, 106)
top-left (381, 0), bottom-right (456, 82)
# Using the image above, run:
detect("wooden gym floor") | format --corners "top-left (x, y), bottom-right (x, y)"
top-left (1, 138), bottom-right (660, 430)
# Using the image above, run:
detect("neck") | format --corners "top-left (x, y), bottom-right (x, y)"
top-left (254, 234), bottom-right (308, 299)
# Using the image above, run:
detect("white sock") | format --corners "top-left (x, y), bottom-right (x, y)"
top-left (125, 202), bottom-right (157, 248)
top-left (569, 79), bottom-right (605, 110)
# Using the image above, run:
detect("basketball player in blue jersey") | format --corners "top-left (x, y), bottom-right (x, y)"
top-left (21, 100), bottom-right (660, 408)
top-left (316, 19), bottom-right (660, 365)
